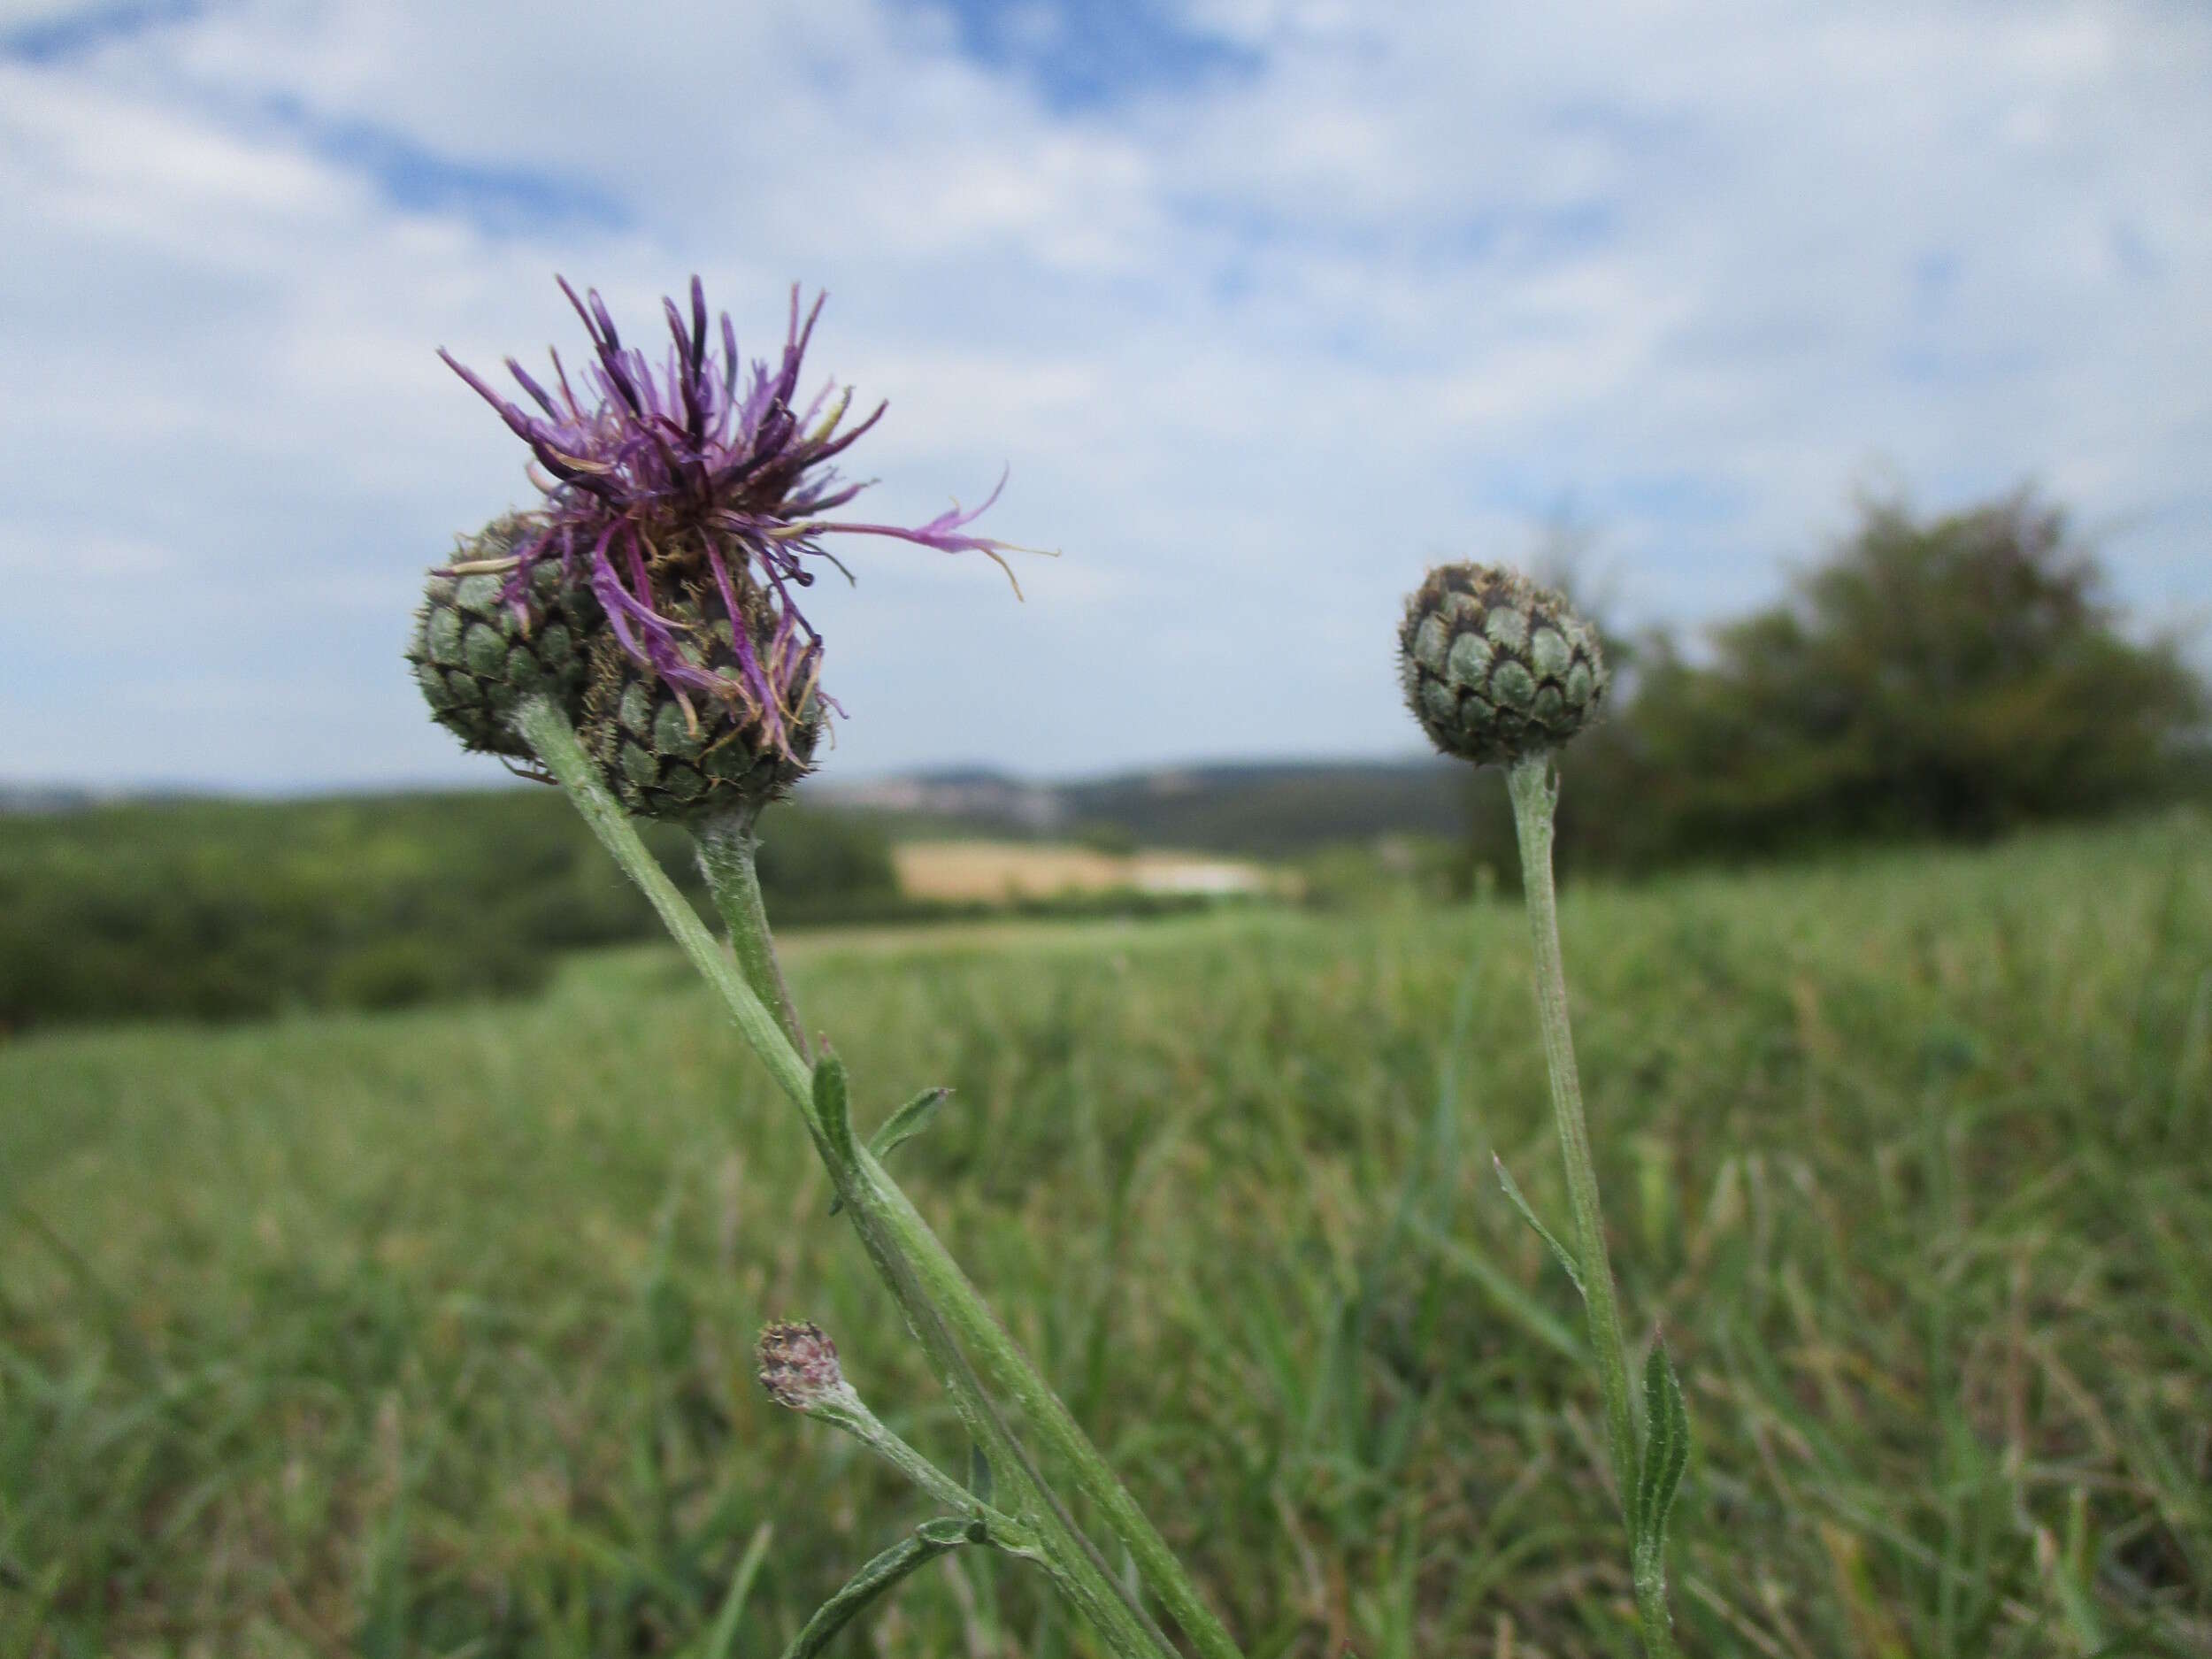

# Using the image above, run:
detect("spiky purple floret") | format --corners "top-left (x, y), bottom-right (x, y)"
top-left (441, 277), bottom-right (1016, 755)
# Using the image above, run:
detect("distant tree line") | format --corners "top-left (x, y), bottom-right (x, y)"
top-left (1464, 489), bottom-right (2208, 880)
top-left (6, 488), bottom-right (2200, 1031)
top-left (0, 793), bottom-right (899, 1032)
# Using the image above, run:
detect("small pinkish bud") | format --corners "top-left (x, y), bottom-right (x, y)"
top-left (757, 1320), bottom-right (847, 1411)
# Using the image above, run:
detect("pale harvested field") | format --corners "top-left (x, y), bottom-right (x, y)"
top-left (891, 838), bottom-right (1278, 902)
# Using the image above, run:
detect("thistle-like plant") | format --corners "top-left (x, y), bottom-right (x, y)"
top-left (1402, 562), bottom-right (1690, 1656)
top-left (422, 278), bottom-right (1691, 1655)
top-left (439, 276), bottom-right (1020, 768)
top-left (418, 277), bottom-right (1239, 1659)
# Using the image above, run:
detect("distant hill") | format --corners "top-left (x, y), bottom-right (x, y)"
top-left (0, 785), bottom-right (110, 815)
top-left (814, 769), bottom-right (1068, 832)
top-left (811, 756), bottom-right (1470, 856)
top-left (4, 756), bottom-right (1471, 858)
top-left (2, 758), bottom-right (1447, 1031)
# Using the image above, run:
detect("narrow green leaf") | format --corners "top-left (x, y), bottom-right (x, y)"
top-left (1493, 1156), bottom-right (1586, 1298)
top-left (1633, 1345), bottom-right (1663, 1540)
top-left (1633, 1337), bottom-right (1691, 1551)
top-left (873, 1087), bottom-right (952, 1161)
top-left (780, 1528), bottom-right (965, 1659)
top-left (832, 1087), bottom-right (953, 1213)
top-left (1663, 1339), bottom-right (1690, 1508)
top-left (813, 1051), bottom-right (856, 1167)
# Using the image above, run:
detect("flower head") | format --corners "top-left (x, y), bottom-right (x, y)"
top-left (1400, 563), bottom-right (1609, 766)
top-left (757, 1320), bottom-right (850, 1412)
top-left (442, 277), bottom-right (1021, 759)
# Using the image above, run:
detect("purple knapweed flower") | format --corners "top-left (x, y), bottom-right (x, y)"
top-left (441, 277), bottom-right (1021, 757)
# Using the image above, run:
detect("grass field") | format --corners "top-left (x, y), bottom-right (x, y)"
top-left (3, 812), bottom-right (2208, 1657)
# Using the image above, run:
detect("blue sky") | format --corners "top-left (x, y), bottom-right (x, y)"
top-left (3, 0), bottom-right (2208, 789)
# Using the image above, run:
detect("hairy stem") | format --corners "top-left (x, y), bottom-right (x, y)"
top-left (695, 829), bottom-right (1186, 1659)
top-left (512, 700), bottom-right (812, 1108)
top-left (512, 697), bottom-right (1194, 1659)
top-left (842, 1144), bottom-right (1242, 1657)
top-left (1506, 757), bottom-right (1678, 1658)
top-left (830, 1150), bottom-right (1175, 1659)
top-left (806, 1387), bottom-right (1016, 1532)
top-left (695, 810), bottom-right (810, 1058)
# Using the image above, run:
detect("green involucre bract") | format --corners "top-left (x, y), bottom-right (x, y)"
top-left (1399, 563), bottom-right (1608, 766)
top-left (408, 516), bottom-right (602, 759)
top-left (581, 588), bottom-right (823, 820)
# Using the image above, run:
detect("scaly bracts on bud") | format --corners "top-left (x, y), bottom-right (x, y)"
top-left (408, 515), bottom-right (603, 762)
top-left (757, 1320), bottom-right (851, 1413)
top-left (1400, 563), bottom-right (1608, 766)
top-left (585, 585), bottom-right (823, 817)
top-left (440, 277), bottom-right (1021, 770)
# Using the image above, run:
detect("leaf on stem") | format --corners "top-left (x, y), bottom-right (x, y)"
top-left (916, 1516), bottom-right (982, 1547)
top-left (1494, 1155), bottom-right (1586, 1298)
top-left (780, 1526), bottom-right (968, 1659)
top-left (873, 1087), bottom-right (952, 1162)
top-left (813, 1050), bottom-right (856, 1167)
top-left (1632, 1334), bottom-right (1691, 1555)
top-left (831, 1087), bottom-right (953, 1213)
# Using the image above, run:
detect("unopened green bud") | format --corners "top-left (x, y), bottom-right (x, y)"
top-left (1399, 563), bottom-right (1608, 766)
top-left (408, 515), bottom-right (602, 758)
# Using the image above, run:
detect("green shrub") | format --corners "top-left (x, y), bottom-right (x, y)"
top-left (1462, 489), bottom-right (2208, 877)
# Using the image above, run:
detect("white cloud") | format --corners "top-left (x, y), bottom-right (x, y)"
top-left (0, 0), bottom-right (2207, 788)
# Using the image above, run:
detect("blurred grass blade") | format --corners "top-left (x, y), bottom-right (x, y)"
top-left (1410, 1218), bottom-right (1586, 1363)
top-left (698, 1522), bottom-right (775, 1659)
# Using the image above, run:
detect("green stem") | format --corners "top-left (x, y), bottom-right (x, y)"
top-left (695, 810), bottom-right (810, 1058)
top-left (701, 845), bottom-right (1187, 1659)
top-left (512, 697), bottom-right (1190, 1659)
top-left (807, 1372), bottom-right (1179, 1659)
top-left (843, 1145), bottom-right (1242, 1659)
top-left (512, 699), bottom-right (815, 1115)
top-left (831, 1162), bottom-right (1175, 1659)
top-left (807, 1386), bottom-right (1018, 1532)
top-left (1506, 757), bottom-right (1678, 1658)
